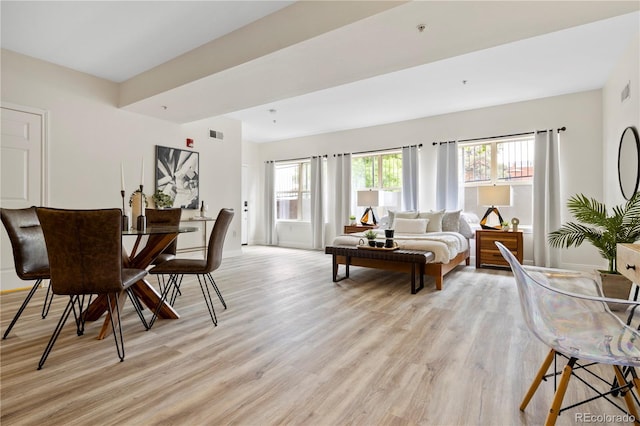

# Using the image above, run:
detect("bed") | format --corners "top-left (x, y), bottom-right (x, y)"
top-left (327, 210), bottom-right (478, 290)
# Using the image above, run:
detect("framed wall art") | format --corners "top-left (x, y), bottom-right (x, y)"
top-left (155, 145), bottom-right (199, 209)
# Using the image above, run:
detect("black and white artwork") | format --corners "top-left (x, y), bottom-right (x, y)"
top-left (156, 145), bottom-right (199, 209)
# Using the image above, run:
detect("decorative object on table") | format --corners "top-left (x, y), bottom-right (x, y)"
top-left (349, 215), bottom-right (356, 225)
top-left (384, 228), bottom-right (395, 248)
top-left (617, 126), bottom-right (640, 201)
top-left (200, 201), bottom-right (209, 217)
top-left (511, 217), bottom-right (520, 233)
top-left (136, 185), bottom-right (147, 232)
top-left (363, 229), bottom-right (377, 247)
top-left (129, 189), bottom-right (148, 230)
top-left (152, 190), bottom-right (174, 209)
top-left (357, 189), bottom-right (380, 225)
top-left (120, 163), bottom-right (129, 231)
top-left (155, 145), bottom-right (199, 209)
top-left (548, 192), bottom-right (640, 299)
top-left (477, 184), bottom-right (511, 229)
top-left (501, 221), bottom-right (510, 231)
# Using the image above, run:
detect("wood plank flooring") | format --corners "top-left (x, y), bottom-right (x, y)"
top-left (0, 246), bottom-right (635, 425)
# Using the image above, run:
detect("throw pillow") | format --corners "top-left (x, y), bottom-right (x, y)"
top-left (418, 210), bottom-right (445, 232)
top-left (442, 210), bottom-right (461, 233)
top-left (388, 210), bottom-right (418, 229)
top-left (393, 218), bottom-right (429, 234)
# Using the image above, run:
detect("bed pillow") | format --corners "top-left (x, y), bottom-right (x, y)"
top-left (388, 210), bottom-right (418, 229)
top-left (442, 210), bottom-right (461, 233)
top-left (393, 218), bottom-right (429, 234)
top-left (418, 210), bottom-right (445, 232)
top-left (459, 211), bottom-right (481, 239)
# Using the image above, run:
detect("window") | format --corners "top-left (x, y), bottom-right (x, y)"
top-left (351, 151), bottom-right (403, 214)
top-left (275, 161), bottom-right (310, 221)
top-left (461, 136), bottom-right (534, 184)
top-left (460, 135), bottom-right (535, 226)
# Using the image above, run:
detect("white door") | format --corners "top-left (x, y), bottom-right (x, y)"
top-left (241, 164), bottom-right (249, 245)
top-left (1, 106), bottom-right (46, 291)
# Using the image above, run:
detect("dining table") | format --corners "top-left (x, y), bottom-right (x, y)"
top-left (84, 224), bottom-right (197, 339)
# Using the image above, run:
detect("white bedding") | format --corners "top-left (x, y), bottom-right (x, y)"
top-left (332, 230), bottom-right (469, 263)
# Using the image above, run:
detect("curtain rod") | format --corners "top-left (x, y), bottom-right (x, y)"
top-left (431, 127), bottom-right (566, 145)
top-left (266, 154), bottom-right (327, 164)
top-left (336, 143), bottom-right (423, 156)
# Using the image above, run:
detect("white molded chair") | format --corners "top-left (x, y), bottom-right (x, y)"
top-left (496, 242), bottom-right (640, 425)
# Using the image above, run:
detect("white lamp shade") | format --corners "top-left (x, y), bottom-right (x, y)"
top-left (477, 185), bottom-right (511, 206)
top-left (357, 190), bottom-right (380, 207)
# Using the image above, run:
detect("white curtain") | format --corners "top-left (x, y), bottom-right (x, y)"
top-left (436, 141), bottom-right (459, 210)
top-left (533, 129), bottom-right (561, 267)
top-left (327, 153), bottom-right (351, 242)
top-left (310, 156), bottom-right (325, 249)
top-left (402, 145), bottom-right (418, 211)
top-left (264, 161), bottom-right (277, 245)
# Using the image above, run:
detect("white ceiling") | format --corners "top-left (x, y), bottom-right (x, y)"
top-left (2, 1), bottom-right (639, 143)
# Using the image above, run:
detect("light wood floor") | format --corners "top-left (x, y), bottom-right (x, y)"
top-left (0, 246), bottom-right (635, 425)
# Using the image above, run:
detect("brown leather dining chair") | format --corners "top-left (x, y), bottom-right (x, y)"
top-left (145, 208), bottom-right (182, 266)
top-left (149, 208), bottom-right (234, 327)
top-left (145, 208), bottom-right (182, 295)
top-left (0, 207), bottom-right (53, 339)
top-left (35, 207), bottom-right (148, 370)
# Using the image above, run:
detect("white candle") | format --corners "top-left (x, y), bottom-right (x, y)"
top-left (120, 162), bottom-right (125, 192)
top-left (140, 157), bottom-right (144, 187)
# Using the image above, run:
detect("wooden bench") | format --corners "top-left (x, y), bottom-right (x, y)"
top-left (325, 245), bottom-right (436, 294)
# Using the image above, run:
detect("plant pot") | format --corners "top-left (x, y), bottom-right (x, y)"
top-left (599, 271), bottom-right (633, 311)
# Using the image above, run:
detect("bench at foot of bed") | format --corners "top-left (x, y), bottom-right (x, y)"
top-left (324, 245), bottom-right (437, 293)
top-left (324, 245), bottom-right (469, 292)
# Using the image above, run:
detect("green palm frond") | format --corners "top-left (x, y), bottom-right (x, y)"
top-left (548, 192), bottom-right (640, 273)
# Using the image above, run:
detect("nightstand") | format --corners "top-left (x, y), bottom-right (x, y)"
top-left (476, 229), bottom-right (523, 269)
top-left (343, 224), bottom-right (377, 234)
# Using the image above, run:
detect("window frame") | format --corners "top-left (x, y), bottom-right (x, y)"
top-left (274, 160), bottom-right (311, 222)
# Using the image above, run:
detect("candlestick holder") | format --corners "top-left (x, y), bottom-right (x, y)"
top-left (136, 185), bottom-right (146, 231)
top-left (120, 190), bottom-right (129, 231)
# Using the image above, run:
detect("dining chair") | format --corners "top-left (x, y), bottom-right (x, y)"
top-left (0, 207), bottom-right (53, 339)
top-left (145, 208), bottom-right (182, 266)
top-left (149, 208), bottom-right (234, 327)
top-left (496, 242), bottom-right (640, 425)
top-left (145, 208), bottom-right (182, 295)
top-left (35, 207), bottom-right (148, 370)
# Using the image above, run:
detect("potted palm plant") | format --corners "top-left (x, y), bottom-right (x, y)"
top-left (548, 192), bottom-right (640, 299)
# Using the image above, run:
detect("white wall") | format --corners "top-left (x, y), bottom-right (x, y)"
top-left (603, 33), bottom-right (640, 207)
top-left (1, 49), bottom-right (243, 290)
top-left (248, 90), bottom-right (605, 270)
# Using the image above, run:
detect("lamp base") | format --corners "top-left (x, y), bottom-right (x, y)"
top-left (360, 207), bottom-right (377, 226)
top-left (480, 206), bottom-right (504, 230)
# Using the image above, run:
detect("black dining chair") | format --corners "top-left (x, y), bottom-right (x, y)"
top-left (0, 207), bottom-right (53, 339)
top-left (35, 207), bottom-right (148, 370)
top-left (149, 208), bottom-right (234, 327)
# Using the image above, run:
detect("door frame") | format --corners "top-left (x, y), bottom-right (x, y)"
top-left (1, 102), bottom-right (49, 206)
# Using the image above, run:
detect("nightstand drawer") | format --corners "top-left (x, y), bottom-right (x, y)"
top-left (476, 229), bottom-right (523, 269)
top-left (617, 243), bottom-right (640, 283)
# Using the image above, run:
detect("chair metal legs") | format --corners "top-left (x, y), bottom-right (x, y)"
top-left (38, 295), bottom-right (78, 370)
top-left (41, 284), bottom-right (54, 319)
top-left (149, 273), bottom-right (226, 328)
top-left (522, 349), bottom-right (640, 426)
top-left (37, 290), bottom-right (146, 370)
top-left (3, 279), bottom-right (43, 339)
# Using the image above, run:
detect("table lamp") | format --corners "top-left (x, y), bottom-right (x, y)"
top-left (477, 185), bottom-right (511, 230)
top-left (357, 189), bottom-right (380, 225)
